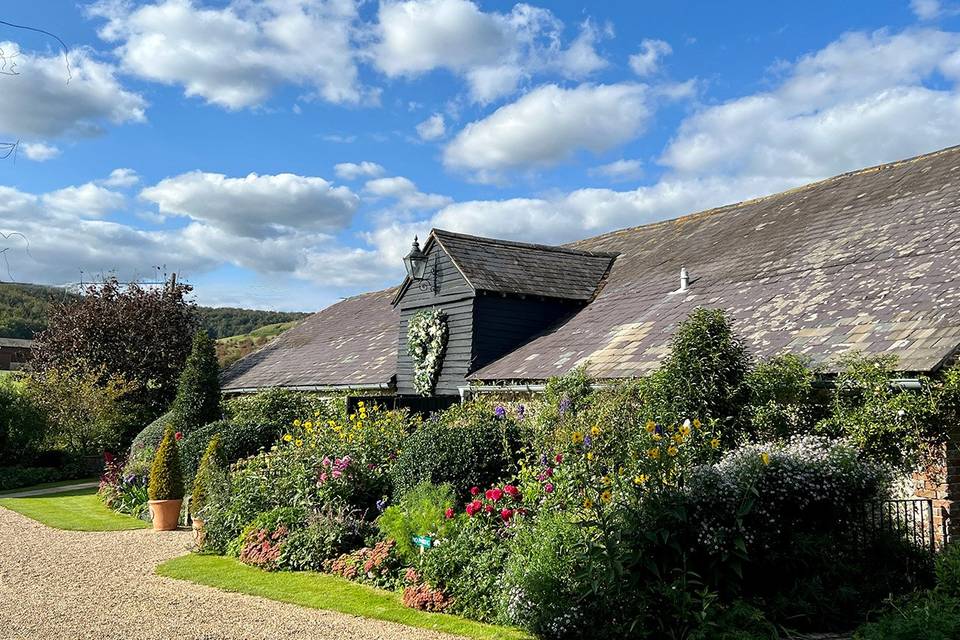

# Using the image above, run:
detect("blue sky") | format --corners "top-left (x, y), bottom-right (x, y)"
top-left (2, 0), bottom-right (960, 310)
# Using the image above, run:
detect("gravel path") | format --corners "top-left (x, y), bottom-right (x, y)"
top-left (0, 506), bottom-right (462, 640)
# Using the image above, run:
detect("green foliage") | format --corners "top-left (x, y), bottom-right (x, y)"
top-left (818, 353), bottom-right (939, 467)
top-left (148, 426), bottom-right (184, 501)
top-left (225, 388), bottom-right (339, 437)
top-left (854, 590), bottom-right (960, 640)
top-left (229, 506), bottom-right (307, 558)
top-left (190, 435), bottom-right (226, 518)
top-left (195, 307), bottom-right (308, 339)
top-left (32, 277), bottom-right (198, 417)
top-left (648, 307), bottom-right (751, 428)
top-left (279, 506), bottom-right (373, 571)
top-left (743, 354), bottom-right (827, 441)
top-left (131, 410), bottom-right (173, 453)
top-left (378, 482), bottom-right (455, 561)
top-left (169, 330), bottom-right (222, 434)
top-left (936, 542), bottom-right (960, 599)
top-left (418, 516), bottom-right (511, 624)
top-left (26, 367), bottom-right (141, 455)
top-left (0, 466), bottom-right (67, 492)
top-left (392, 402), bottom-right (524, 499)
top-left (0, 282), bottom-right (78, 339)
top-left (0, 373), bottom-right (46, 464)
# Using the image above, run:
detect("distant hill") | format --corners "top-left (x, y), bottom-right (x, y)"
top-left (0, 282), bottom-right (309, 340)
top-left (215, 321), bottom-right (299, 368)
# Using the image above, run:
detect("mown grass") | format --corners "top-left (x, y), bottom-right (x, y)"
top-left (0, 487), bottom-right (148, 531)
top-left (157, 554), bottom-right (531, 640)
top-left (0, 476), bottom-right (98, 497)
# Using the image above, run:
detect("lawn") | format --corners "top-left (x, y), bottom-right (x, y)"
top-left (157, 554), bottom-right (531, 640)
top-left (0, 476), bottom-right (98, 497)
top-left (0, 487), bottom-right (149, 531)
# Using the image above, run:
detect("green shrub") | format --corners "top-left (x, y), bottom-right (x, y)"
top-left (224, 388), bottom-right (339, 436)
top-left (392, 402), bottom-right (524, 499)
top-left (854, 590), bottom-right (960, 640)
top-left (229, 506), bottom-right (306, 560)
top-left (743, 354), bottom-right (827, 441)
top-left (417, 515), bottom-right (511, 624)
top-left (279, 506), bottom-right (372, 571)
top-left (190, 435), bottom-right (225, 518)
top-left (0, 374), bottom-right (46, 465)
top-left (168, 330), bottom-right (221, 433)
top-left (378, 482), bottom-right (455, 562)
top-left (148, 426), bottom-right (184, 501)
top-left (130, 411), bottom-right (172, 453)
top-left (0, 466), bottom-right (65, 491)
top-left (936, 542), bottom-right (960, 598)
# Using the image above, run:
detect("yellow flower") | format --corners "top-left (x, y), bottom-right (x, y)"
top-left (571, 431), bottom-right (584, 444)
top-left (349, 414), bottom-right (356, 421)
top-left (583, 498), bottom-right (594, 509)
top-left (667, 446), bottom-right (679, 457)
top-left (293, 419), bottom-right (301, 427)
top-left (633, 474), bottom-right (647, 485)
top-left (672, 434), bottom-right (683, 444)
top-left (679, 424), bottom-right (692, 438)
top-left (693, 418), bottom-right (702, 429)
top-left (601, 490), bottom-right (612, 503)
top-left (294, 439), bottom-right (303, 447)
top-left (357, 400), bottom-right (365, 407)
top-left (645, 420), bottom-right (656, 433)
top-left (761, 452), bottom-right (771, 466)
top-left (710, 438), bottom-right (720, 449)
top-left (601, 475), bottom-right (610, 485)
top-left (304, 421), bottom-right (313, 429)
top-left (652, 433), bottom-right (662, 441)
top-left (328, 420), bottom-right (336, 427)
top-left (314, 411), bottom-right (321, 418)
top-left (283, 434), bottom-right (293, 442)
top-left (647, 447), bottom-right (660, 460)
top-left (590, 425), bottom-right (601, 437)
top-left (586, 452), bottom-right (594, 461)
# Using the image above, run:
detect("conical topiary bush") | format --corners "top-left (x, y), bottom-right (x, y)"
top-left (169, 330), bottom-right (222, 436)
top-left (190, 434), bottom-right (225, 518)
top-left (148, 425), bottom-right (185, 531)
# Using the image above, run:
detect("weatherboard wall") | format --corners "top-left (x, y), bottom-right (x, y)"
top-left (395, 242), bottom-right (475, 396)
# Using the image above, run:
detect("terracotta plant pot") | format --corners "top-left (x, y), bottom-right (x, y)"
top-left (149, 499), bottom-right (183, 531)
top-left (191, 516), bottom-right (206, 547)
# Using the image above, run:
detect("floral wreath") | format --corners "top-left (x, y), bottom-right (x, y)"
top-left (407, 308), bottom-right (448, 395)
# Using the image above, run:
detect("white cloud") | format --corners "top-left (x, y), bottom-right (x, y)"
top-left (590, 158), bottom-right (644, 182)
top-left (334, 161), bottom-right (386, 180)
top-left (373, 0), bottom-right (607, 103)
top-left (0, 42), bottom-right (146, 138)
top-left (912, 0), bottom-right (942, 20)
top-left (140, 171), bottom-right (359, 238)
top-left (41, 182), bottom-right (125, 218)
top-left (416, 113), bottom-right (446, 140)
top-left (444, 83), bottom-right (650, 179)
top-left (20, 142), bottom-right (60, 162)
top-left (364, 176), bottom-right (452, 210)
top-left (629, 38), bottom-right (672, 77)
top-left (101, 168), bottom-right (140, 188)
top-left (661, 29), bottom-right (960, 180)
top-left (91, 0), bottom-right (364, 110)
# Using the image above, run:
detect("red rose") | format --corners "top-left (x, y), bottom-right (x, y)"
top-left (544, 467), bottom-right (554, 478)
top-left (444, 507), bottom-right (454, 519)
top-left (503, 485), bottom-right (519, 498)
top-left (555, 454), bottom-right (563, 463)
top-left (470, 486), bottom-right (480, 496)
top-left (174, 431), bottom-right (183, 441)
top-left (484, 504), bottom-right (494, 514)
top-left (488, 488), bottom-right (504, 502)
top-left (544, 483), bottom-right (554, 493)
top-left (500, 508), bottom-right (513, 521)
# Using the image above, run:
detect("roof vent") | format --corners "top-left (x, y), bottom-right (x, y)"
top-left (679, 266), bottom-right (689, 292)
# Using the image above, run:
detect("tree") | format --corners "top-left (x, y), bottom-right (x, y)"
top-left (169, 329), bottom-right (222, 432)
top-left (149, 425), bottom-right (184, 501)
top-left (32, 277), bottom-right (198, 417)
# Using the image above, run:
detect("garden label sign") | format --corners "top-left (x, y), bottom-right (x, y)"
top-left (412, 535), bottom-right (433, 552)
top-left (407, 309), bottom-right (448, 396)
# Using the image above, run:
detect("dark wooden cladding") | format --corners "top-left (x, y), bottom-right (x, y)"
top-left (472, 294), bottom-right (582, 372)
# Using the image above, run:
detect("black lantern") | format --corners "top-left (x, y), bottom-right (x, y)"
top-left (403, 236), bottom-right (428, 280)
top-left (403, 236), bottom-right (438, 293)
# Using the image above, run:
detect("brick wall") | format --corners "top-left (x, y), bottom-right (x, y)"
top-left (912, 432), bottom-right (960, 546)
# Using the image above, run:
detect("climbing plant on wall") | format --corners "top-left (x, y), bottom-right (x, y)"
top-left (407, 309), bottom-right (448, 396)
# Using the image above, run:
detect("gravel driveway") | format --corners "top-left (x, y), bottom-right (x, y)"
top-left (0, 506), bottom-right (461, 640)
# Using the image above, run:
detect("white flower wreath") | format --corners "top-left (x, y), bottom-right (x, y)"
top-left (407, 308), bottom-right (448, 395)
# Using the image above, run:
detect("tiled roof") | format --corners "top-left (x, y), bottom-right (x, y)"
top-left (471, 145), bottom-right (960, 381)
top-left (220, 288), bottom-right (399, 391)
top-left (432, 229), bottom-right (616, 301)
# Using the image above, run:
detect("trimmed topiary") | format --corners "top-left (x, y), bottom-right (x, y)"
top-left (190, 435), bottom-right (225, 518)
top-left (149, 425), bottom-right (184, 501)
top-left (169, 330), bottom-right (221, 434)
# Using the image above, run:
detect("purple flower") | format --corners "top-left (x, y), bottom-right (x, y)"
top-left (654, 423), bottom-right (664, 436)
top-left (376, 499), bottom-right (388, 512)
top-left (516, 404), bottom-right (526, 419)
top-left (583, 434), bottom-right (593, 450)
top-left (559, 396), bottom-right (572, 415)
top-left (494, 405), bottom-right (506, 419)
top-left (539, 453), bottom-right (548, 467)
